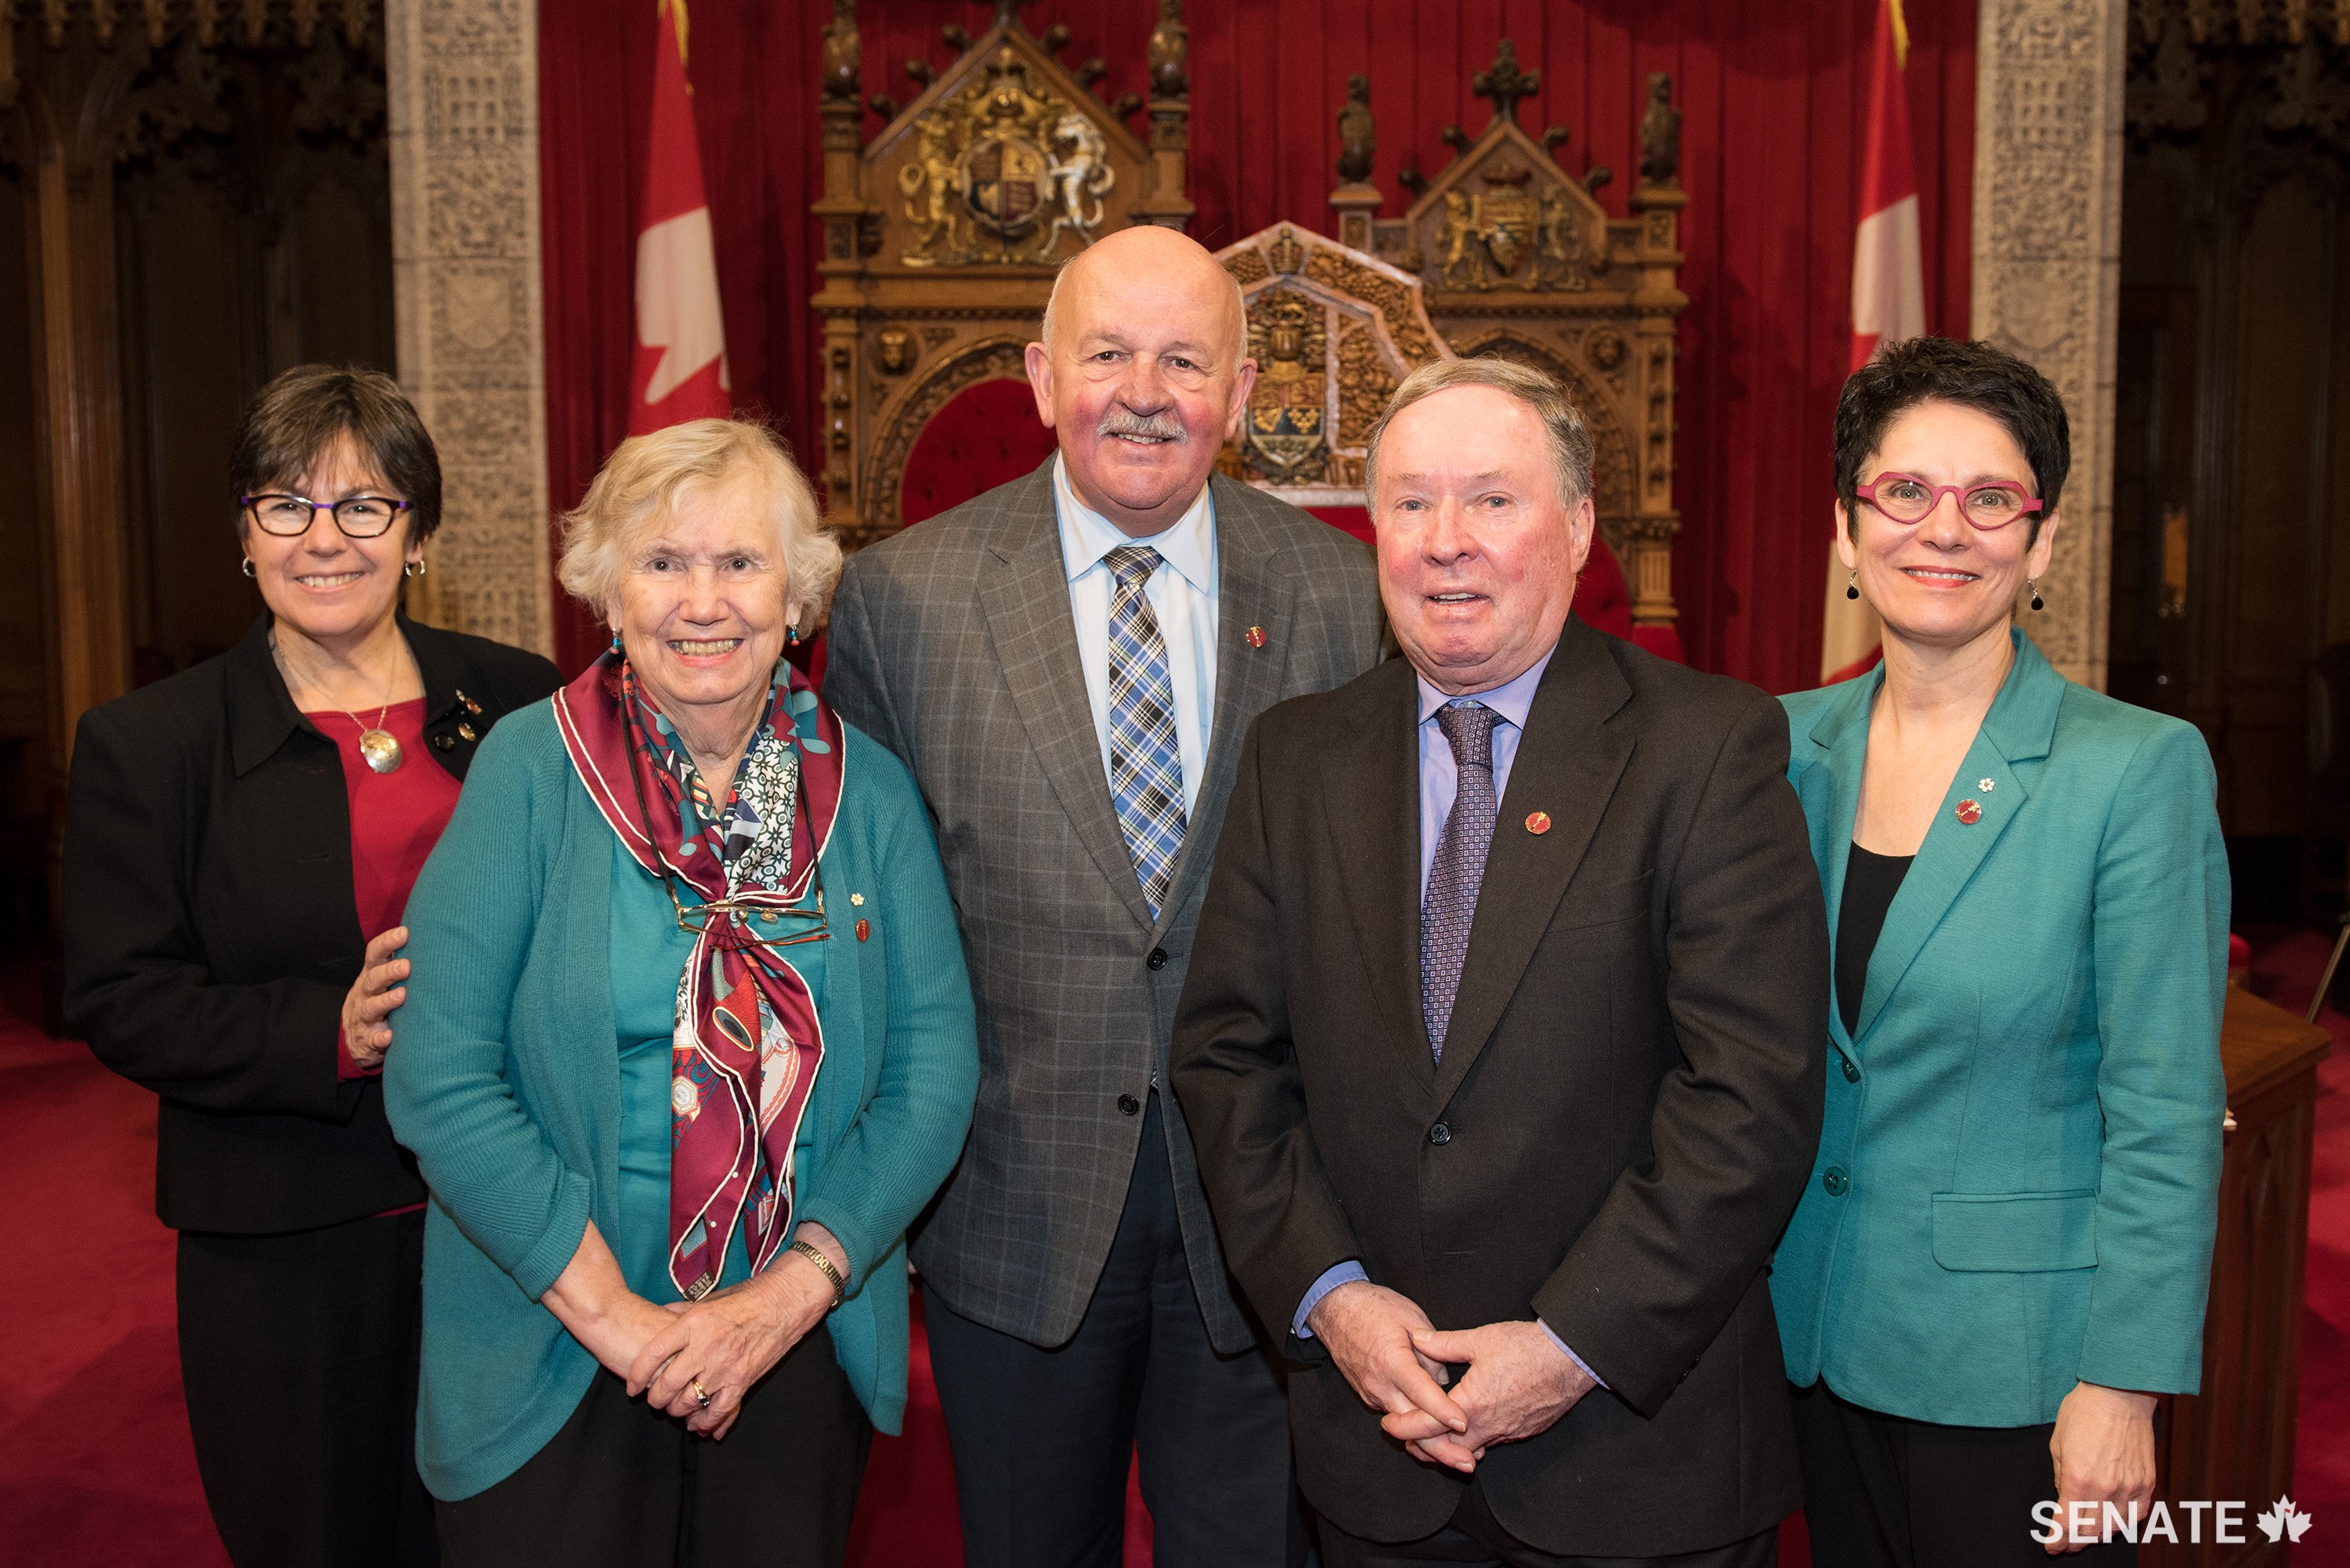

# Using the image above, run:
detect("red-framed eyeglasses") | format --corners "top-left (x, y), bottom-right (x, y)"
top-left (1856, 473), bottom-right (2043, 529)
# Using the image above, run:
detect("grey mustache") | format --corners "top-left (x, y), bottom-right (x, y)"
top-left (1097, 410), bottom-right (1186, 441)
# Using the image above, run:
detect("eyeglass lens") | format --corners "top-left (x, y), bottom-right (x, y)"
top-left (1871, 477), bottom-right (2031, 526)
top-left (246, 494), bottom-right (405, 538)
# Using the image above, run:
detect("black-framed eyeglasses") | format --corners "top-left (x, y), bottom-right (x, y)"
top-left (620, 699), bottom-right (829, 952)
top-left (242, 493), bottom-right (414, 539)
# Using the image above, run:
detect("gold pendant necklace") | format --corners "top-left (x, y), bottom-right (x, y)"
top-left (275, 631), bottom-right (403, 773)
top-left (356, 710), bottom-right (403, 773)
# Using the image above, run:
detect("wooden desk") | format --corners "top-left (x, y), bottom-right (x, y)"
top-left (2149, 988), bottom-right (2331, 1566)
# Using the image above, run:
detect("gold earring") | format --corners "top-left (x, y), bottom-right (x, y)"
top-left (1845, 569), bottom-right (1859, 602)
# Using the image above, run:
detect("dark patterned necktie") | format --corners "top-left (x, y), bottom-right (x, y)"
top-left (1422, 701), bottom-right (1498, 1061)
top-left (1104, 545), bottom-right (1187, 919)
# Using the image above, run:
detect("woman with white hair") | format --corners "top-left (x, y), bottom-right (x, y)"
top-left (386, 418), bottom-right (978, 1565)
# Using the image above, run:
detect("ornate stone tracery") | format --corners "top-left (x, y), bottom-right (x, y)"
top-left (386, 0), bottom-right (550, 653)
top-left (1972, 0), bottom-right (2128, 687)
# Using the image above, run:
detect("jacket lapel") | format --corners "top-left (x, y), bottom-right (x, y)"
top-left (1798, 674), bottom-right (1877, 1061)
top-left (1431, 618), bottom-right (1633, 1107)
top-left (1853, 630), bottom-right (2062, 1043)
top-left (1155, 478), bottom-right (1298, 938)
top-left (974, 462), bottom-right (1155, 933)
top-left (1321, 658), bottom-right (1434, 1094)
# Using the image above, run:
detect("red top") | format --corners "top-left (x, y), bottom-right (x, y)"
top-left (306, 699), bottom-right (461, 1083)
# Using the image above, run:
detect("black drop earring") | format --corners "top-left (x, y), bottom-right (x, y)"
top-left (2029, 579), bottom-right (2044, 612)
top-left (1845, 570), bottom-right (1859, 602)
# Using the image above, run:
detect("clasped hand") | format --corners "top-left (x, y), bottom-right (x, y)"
top-left (1307, 1281), bottom-right (1595, 1474)
top-left (624, 1255), bottom-right (836, 1439)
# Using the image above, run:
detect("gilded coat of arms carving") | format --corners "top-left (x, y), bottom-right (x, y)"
top-left (897, 49), bottom-right (1115, 267)
top-left (1244, 290), bottom-right (1330, 483)
top-left (1435, 161), bottom-right (1593, 291)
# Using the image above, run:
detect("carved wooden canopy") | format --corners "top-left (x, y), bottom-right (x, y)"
top-left (810, 1), bottom-right (1194, 548)
top-left (1211, 222), bottom-right (1449, 506)
top-left (1329, 44), bottom-right (1690, 633)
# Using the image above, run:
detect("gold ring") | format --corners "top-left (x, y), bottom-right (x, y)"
top-left (691, 1378), bottom-right (711, 1410)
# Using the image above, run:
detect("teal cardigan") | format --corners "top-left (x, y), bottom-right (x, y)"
top-left (1770, 630), bottom-right (2228, 1427)
top-left (384, 701), bottom-right (979, 1500)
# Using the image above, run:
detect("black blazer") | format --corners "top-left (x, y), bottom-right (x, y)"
top-left (63, 612), bottom-right (560, 1235)
top-left (1170, 617), bottom-right (1829, 1557)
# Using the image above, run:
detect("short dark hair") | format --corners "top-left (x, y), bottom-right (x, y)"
top-left (229, 365), bottom-right (443, 544)
top-left (1834, 337), bottom-right (2068, 544)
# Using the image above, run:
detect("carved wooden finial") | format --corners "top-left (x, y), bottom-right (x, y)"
top-left (942, 23), bottom-right (968, 50)
top-left (906, 58), bottom-right (934, 87)
top-left (1039, 22), bottom-right (1070, 55)
top-left (1472, 38), bottom-right (1539, 128)
top-left (991, 0), bottom-right (1030, 31)
top-left (1336, 73), bottom-right (1374, 183)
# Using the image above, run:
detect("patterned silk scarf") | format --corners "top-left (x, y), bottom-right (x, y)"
top-left (555, 649), bottom-right (845, 1299)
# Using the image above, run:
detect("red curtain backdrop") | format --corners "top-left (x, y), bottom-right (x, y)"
top-left (539, 0), bottom-right (1975, 692)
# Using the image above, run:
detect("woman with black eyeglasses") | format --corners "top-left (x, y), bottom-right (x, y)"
top-left (383, 417), bottom-right (977, 1566)
top-left (1772, 338), bottom-right (2229, 1566)
top-left (61, 364), bottom-right (560, 1567)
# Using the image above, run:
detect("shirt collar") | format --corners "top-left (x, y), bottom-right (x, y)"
top-left (1415, 641), bottom-right (1558, 732)
top-left (1053, 453), bottom-right (1217, 594)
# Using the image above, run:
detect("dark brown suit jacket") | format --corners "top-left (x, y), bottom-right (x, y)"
top-left (1170, 616), bottom-right (1828, 1555)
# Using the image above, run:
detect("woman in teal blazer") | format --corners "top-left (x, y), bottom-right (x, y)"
top-left (1773, 340), bottom-right (2226, 1567)
top-left (385, 421), bottom-right (978, 1566)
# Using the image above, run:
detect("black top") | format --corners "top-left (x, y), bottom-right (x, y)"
top-left (1836, 843), bottom-right (1915, 1038)
top-left (62, 612), bottom-right (561, 1234)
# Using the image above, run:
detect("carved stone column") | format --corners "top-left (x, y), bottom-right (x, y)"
top-left (385, 0), bottom-right (552, 656)
top-left (1971, 0), bottom-right (2127, 688)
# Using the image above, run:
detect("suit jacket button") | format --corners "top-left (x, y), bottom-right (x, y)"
top-left (1118, 1093), bottom-right (1141, 1116)
top-left (1822, 1165), bottom-right (1849, 1196)
top-left (1146, 947), bottom-right (1168, 970)
top-left (1428, 1122), bottom-right (1452, 1146)
top-left (1842, 1059), bottom-right (1860, 1082)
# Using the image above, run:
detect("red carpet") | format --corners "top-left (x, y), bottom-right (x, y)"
top-left (4, 934), bottom-right (2340, 1568)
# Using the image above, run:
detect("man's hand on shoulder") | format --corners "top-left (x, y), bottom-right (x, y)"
top-left (1307, 1281), bottom-right (1474, 1470)
top-left (1383, 1321), bottom-right (1596, 1469)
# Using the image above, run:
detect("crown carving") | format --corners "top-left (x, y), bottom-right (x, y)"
top-left (1267, 227), bottom-right (1306, 274)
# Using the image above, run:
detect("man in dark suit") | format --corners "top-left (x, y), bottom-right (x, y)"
top-left (1170, 357), bottom-right (1829, 1566)
top-left (822, 224), bottom-right (1386, 1567)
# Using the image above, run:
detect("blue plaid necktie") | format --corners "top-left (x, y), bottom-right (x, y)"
top-left (1104, 546), bottom-right (1187, 919)
top-left (1422, 701), bottom-right (1498, 1061)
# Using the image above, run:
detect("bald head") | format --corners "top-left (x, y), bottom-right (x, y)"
top-left (1024, 226), bottom-right (1259, 537)
top-left (1040, 226), bottom-right (1248, 365)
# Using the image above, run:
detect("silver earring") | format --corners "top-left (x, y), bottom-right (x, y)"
top-left (241, 558), bottom-right (255, 578)
top-left (404, 560), bottom-right (425, 579)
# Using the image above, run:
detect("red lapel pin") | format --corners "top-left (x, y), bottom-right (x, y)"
top-left (1954, 799), bottom-right (1983, 826)
top-left (855, 918), bottom-right (871, 942)
top-left (1525, 811), bottom-right (1552, 835)
top-left (1245, 625), bottom-right (1267, 649)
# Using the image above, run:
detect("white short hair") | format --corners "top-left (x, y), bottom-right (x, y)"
top-left (557, 419), bottom-right (842, 636)
top-left (1364, 356), bottom-right (1595, 508)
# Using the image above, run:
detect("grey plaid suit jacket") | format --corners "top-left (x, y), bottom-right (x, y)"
top-left (822, 458), bottom-right (1385, 1353)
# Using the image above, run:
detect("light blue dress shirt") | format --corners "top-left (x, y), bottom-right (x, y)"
top-left (1054, 454), bottom-right (1219, 815)
top-left (1292, 640), bottom-right (1602, 1388)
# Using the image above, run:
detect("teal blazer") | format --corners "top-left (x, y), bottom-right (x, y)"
top-left (384, 702), bottom-right (979, 1500)
top-left (1770, 629), bottom-right (2228, 1427)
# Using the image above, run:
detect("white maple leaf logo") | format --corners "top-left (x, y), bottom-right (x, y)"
top-left (2255, 1497), bottom-right (2313, 1544)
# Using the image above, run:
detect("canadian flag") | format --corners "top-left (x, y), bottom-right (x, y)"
top-left (630, 0), bottom-right (730, 435)
top-left (1820, 0), bottom-right (1925, 685)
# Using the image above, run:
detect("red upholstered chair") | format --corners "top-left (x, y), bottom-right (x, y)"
top-left (898, 379), bottom-right (1059, 526)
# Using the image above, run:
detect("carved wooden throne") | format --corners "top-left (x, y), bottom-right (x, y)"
top-left (1328, 44), bottom-right (1690, 641)
top-left (811, 0), bottom-right (1195, 549)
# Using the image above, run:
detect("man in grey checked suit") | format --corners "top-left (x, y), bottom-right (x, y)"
top-left (822, 225), bottom-right (1386, 1566)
